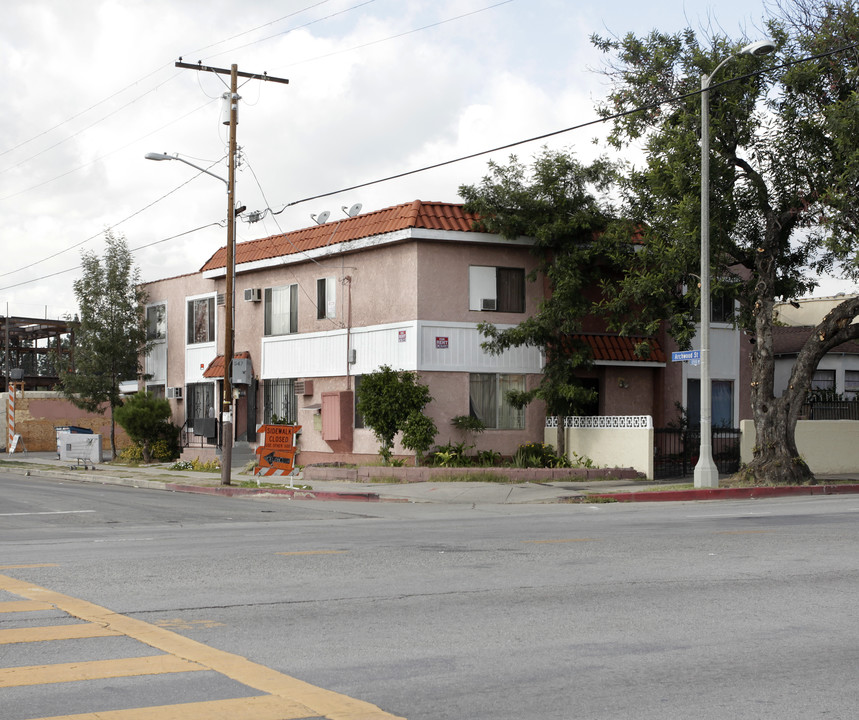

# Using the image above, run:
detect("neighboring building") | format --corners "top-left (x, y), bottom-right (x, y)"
top-left (771, 295), bottom-right (859, 399)
top-left (141, 200), bottom-right (746, 464)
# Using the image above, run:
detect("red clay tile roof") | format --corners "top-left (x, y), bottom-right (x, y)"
top-left (201, 200), bottom-right (479, 272)
top-left (573, 334), bottom-right (667, 364)
top-left (202, 351), bottom-right (251, 378)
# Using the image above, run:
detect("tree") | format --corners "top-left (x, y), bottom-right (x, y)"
top-left (114, 391), bottom-right (173, 463)
top-left (459, 149), bottom-right (620, 457)
top-left (356, 365), bottom-right (436, 465)
top-left (591, 0), bottom-right (859, 485)
top-left (58, 231), bottom-right (149, 459)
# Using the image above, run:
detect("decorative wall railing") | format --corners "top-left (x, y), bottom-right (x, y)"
top-left (546, 415), bottom-right (653, 429)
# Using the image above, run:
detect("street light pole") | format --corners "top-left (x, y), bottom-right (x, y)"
top-left (695, 39), bottom-right (775, 489)
top-left (145, 150), bottom-right (233, 482)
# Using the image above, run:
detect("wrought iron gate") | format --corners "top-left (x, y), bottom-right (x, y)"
top-left (653, 428), bottom-right (741, 479)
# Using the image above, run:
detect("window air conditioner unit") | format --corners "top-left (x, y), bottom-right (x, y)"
top-left (244, 288), bottom-right (262, 302)
top-left (295, 380), bottom-right (314, 396)
top-left (166, 386), bottom-right (183, 400)
top-left (481, 298), bottom-right (497, 311)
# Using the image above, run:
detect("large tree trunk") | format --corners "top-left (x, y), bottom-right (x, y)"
top-left (736, 283), bottom-right (859, 485)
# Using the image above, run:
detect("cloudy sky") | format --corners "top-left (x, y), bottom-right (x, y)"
top-left (1, 0), bottom-right (850, 320)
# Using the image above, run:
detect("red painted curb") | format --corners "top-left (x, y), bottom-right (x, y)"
top-left (164, 484), bottom-right (381, 502)
top-left (588, 484), bottom-right (859, 503)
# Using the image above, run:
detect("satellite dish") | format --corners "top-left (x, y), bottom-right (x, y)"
top-left (343, 203), bottom-right (362, 218)
top-left (311, 210), bottom-right (330, 225)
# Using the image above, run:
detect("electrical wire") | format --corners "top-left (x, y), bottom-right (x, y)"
top-left (0, 157), bottom-right (227, 279)
top-left (7, 41), bottom-right (853, 296)
top-left (0, 0), bottom-right (340, 163)
top-left (277, 0), bottom-right (515, 70)
top-left (0, 99), bottom-right (217, 204)
top-left (201, 0), bottom-right (378, 62)
top-left (265, 41), bottom-right (859, 212)
top-left (0, 222), bottom-right (223, 293)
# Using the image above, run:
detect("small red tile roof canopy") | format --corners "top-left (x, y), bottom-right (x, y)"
top-left (572, 334), bottom-right (667, 363)
top-left (203, 351), bottom-right (251, 378)
top-left (201, 200), bottom-right (480, 272)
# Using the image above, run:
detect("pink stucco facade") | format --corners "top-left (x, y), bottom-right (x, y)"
top-left (140, 200), bottom-right (749, 466)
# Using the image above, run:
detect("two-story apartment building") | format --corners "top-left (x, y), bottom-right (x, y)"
top-left (142, 199), bottom-right (745, 465)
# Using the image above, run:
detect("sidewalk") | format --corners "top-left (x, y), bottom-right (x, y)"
top-left (3, 453), bottom-right (859, 504)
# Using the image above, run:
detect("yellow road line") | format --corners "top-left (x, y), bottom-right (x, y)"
top-left (523, 538), bottom-right (596, 544)
top-left (23, 694), bottom-right (323, 720)
top-left (276, 550), bottom-right (348, 556)
top-left (0, 623), bottom-right (120, 644)
top-left (0, 573), bottom-right (405, 720)
top-left (0, 654), bottom-right (206, 688)
top-left (0, 599), bottom-right (55, 613)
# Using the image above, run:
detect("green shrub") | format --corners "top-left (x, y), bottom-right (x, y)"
top-left (118, 445), bottom-right (144, 464)
top-left (511, 442), bottom-right (577, 468)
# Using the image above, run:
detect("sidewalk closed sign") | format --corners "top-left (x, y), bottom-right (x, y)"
top-left (255, 424), bottom-right (301, 476)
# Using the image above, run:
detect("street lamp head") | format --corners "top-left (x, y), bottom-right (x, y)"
top-left (144, 152), bottom-right (174, 161)
top-left (740, 39), bottom-right (776, 57)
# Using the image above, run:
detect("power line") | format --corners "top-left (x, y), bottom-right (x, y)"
top-left (8, 41), bottom-right (853, 295)
top-left (0, 223), bottom-right (224, 294)
top-left (270, 41), bottom-right (859, 211)
top-left (0, 158), bottom-right (226, 279)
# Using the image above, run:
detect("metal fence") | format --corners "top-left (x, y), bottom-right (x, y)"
top-left (653, 428), bottom-right (741, 479)
top-left (181, 417), bottom-right (221, 450)
top-left (800, 399), bottom-right (859, 420)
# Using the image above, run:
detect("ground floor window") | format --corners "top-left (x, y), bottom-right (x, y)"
top-left (264, 379), bottom-right (296, 424)
top-left (186, 382), bottom-right (215, 424)
top-left (687, 379), bottom-right (734, 429)
top-left (469, 373), bottom-right (525, 429)
top-left (146, 384), bottom-right (165, 399)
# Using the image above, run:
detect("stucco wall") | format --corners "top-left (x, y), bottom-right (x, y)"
top-left (740, 418), bottom-right (859, 475)
top-left (546, 420), bottom-right (654, 479)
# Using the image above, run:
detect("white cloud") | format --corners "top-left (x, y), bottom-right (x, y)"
top-left (1, 0), bottom-right (847, 320)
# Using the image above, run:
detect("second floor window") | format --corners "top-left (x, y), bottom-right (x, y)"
top-left (146, 303), bottom-right (166, 341)
top-left (469, 266), bottom-right (525, 313)
top-left (317, 277), bottom-right (336, 320)
top-left (265, 284), bottom-right (298, 336)
top-left (186, 297), bottom-right (214, 345)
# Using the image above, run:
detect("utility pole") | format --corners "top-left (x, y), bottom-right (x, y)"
top-left (175, 60), bottom-right (288, 486)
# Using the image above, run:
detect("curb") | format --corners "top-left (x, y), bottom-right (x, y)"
top-left (2, 465), bottom-right (383, 502)
top-left (587, 484), bottom-right (859, 503)
top-left (164, 483), bottom-right (382, 502)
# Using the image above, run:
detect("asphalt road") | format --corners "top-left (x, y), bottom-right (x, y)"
top-left (2, 472), bottom-right (858, 719)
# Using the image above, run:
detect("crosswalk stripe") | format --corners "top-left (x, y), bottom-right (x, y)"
top-left (0, 623), bottom-right (120, 644)
top-left (0, 599), bottom-right (55, 613)
top-left (20, 694), bottom-right (319, 720)
top-left (0, 654), bottom-right (206, 687)
top-left (0, 573), bottom-right (405, 720)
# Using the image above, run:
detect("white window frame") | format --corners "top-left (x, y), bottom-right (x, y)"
top-left (265, 284), bottom-right (298, 336)
top-left (317, 277), bottom-right (336, 320)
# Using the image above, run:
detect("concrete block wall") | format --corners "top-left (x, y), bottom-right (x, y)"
top-left (2, 392), bottom-right (131, 454)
